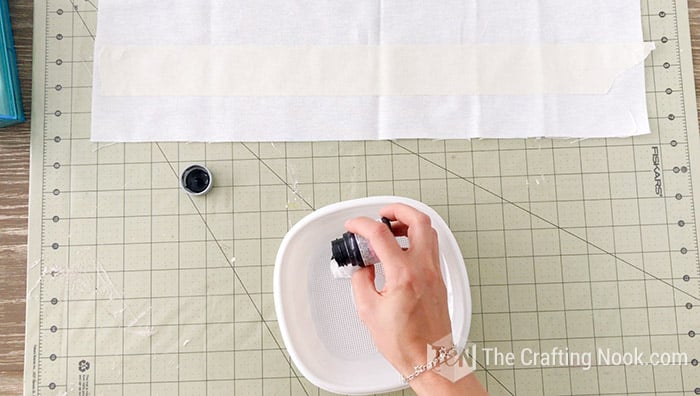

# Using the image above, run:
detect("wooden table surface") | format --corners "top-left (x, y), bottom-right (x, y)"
top-left (1, 1), bottom-right (700, 394)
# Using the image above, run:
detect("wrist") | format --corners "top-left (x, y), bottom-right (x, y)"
top-left (400, 344), bottom-right (459, 382)
top-left (393, 336), bottom-right (452, 373)
top-left (388, 341), bottom-right (429, 376)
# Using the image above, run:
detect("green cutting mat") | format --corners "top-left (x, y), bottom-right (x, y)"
top-left (23, 0), bottom-right (700, 394)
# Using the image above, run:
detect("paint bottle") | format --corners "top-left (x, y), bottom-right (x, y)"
top-left (331, 217), bottom-right (392, 268)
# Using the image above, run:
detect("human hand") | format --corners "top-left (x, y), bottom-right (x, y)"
top-left (346, 203), bottom-right (453, 376)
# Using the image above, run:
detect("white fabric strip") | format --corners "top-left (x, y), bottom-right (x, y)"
top-left (92, 0), bottom-right (654, 141)
top-left (98, 44), bottom-right (654, 97)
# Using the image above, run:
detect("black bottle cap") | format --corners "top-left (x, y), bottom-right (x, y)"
top-left (331, 232), bottom-right (364, 267)
top-left (180, 164), bottom-right (212, 195)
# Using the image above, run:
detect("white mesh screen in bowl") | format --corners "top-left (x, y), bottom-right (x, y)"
top-left (308, 258), bottom-right (385, 359)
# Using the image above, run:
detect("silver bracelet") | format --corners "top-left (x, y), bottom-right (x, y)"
top-left (402, 345), bottom-right (458, 383)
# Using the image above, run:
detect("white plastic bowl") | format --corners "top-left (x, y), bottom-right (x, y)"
top-left (273, 196), bottom-right (471, 395)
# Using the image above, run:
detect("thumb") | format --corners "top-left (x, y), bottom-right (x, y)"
top-left (351, 267), bottom-right (379, 319)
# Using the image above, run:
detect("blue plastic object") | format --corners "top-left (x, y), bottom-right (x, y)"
top-left (0, 0), bottom-right (23, 127)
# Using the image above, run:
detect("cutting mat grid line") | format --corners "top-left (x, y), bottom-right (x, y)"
top-left (22, 0), bottom-right (700, 395)
top-left (152, 142), bottom-right (312, 395)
